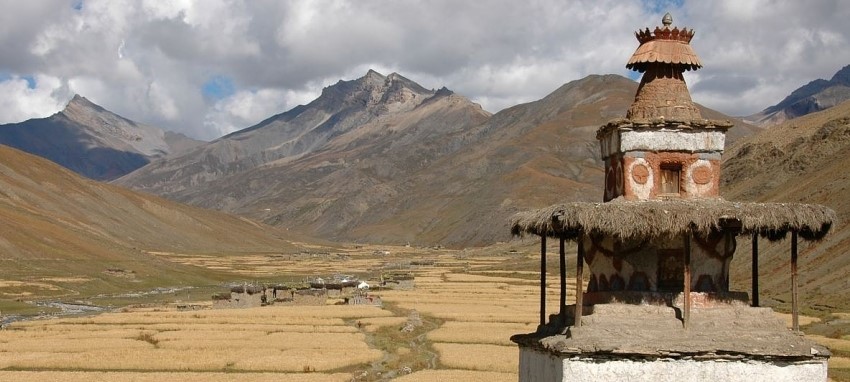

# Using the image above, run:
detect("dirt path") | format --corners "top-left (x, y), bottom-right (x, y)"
top-left (352, 303), bottom-right (444, 381)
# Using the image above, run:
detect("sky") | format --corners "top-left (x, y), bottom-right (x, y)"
top-left (0, 0), bottom-right (848, 141)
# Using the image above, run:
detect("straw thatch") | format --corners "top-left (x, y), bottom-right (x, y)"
top-left (510, 198), bottom-right (835, 242)
top-left (627, 39), bottom-right (702, 72)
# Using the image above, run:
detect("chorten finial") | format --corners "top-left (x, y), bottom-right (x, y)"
top-left (662, 12), bottom-right (673, 27)
top-left (625, 13), bottom-right (702, 121)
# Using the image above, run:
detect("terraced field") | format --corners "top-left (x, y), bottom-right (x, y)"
top-left (2, 242), bottom-right (849, 381)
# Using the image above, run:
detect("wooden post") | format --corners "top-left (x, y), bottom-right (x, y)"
top-left (752, 232), bottom-right (759, 307)
top-left (791, 230), bottom-right (799, 332)
top-left (575, 236), bottom-right (585, 327)
top-left (559, 236), bottom-right (566, 315)
top-left (540, 236), bottom-right (547, 327)
top-left (683, 232), bottom-right (691, 329)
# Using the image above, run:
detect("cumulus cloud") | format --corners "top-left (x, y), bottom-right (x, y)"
top-left (0, 0), bottom-right (847, 139)
top-left (204, 87), bottom-right (320, 137)
top-left (0, 75), bottom-right (71, 124)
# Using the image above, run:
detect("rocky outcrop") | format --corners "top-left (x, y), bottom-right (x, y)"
top-left (118, 72), bottom-right (752, 247)
top-left (0, 95), bottom-right (203, 180)
top-left (747, 64), bottom-right (850, 126)
top-left (117, 70), bottom-right (451, 195)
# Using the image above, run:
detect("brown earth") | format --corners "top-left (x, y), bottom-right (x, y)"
top-left (118, 73), bottom-right (758, 247)
top-left (0, 143), bottom-right (322, 301)
top-left (723, 100), bottom-right (850, 312)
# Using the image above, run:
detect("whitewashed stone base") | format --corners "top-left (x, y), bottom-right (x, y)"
top-left (518, 347), bottom-right (827, 382)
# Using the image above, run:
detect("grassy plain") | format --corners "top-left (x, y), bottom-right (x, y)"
top-left (2, 241), bottom-right (850, 381)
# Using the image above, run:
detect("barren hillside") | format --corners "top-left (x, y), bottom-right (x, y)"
top-left (118, 72), bottom-right (757, 247)
top-left (0, 143), bottom-right (315, 302)
top-left (723, 100), bottom-right (850, 311)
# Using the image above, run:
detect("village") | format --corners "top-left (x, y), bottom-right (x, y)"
top-left (209, 272), bottom-right (414, 309)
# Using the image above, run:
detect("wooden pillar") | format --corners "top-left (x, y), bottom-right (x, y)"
top-left (559, 236), bottom-right (566, 315)
top-left (683, 232), bottom-right (691, 329)
top-left (575, 236), bottom-right (585, 327)
top-left (791, 230), bottom-right (799, 332)
top-left (540, 236), bottom-right (547, 327)
top-left (752, 232), bottom-right (759, 307)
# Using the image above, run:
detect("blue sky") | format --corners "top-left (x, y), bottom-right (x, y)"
top-left (0, 0), bottom-right (848, 139)
top-left (202, 75), bottom-right (236, 101)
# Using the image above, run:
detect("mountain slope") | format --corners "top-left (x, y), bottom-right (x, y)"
top-left (747, 64), bottom-right (850, 126)
top-left (119, 72), bottom-right (757, 247)
top-left (118, 70), bottom-right (463, 196)
top-left (0, 95), bottom-right (203, 180)
top-left (723, 100), bottom-right (850, 310)
top-left (0, 143), bottom-right (312, 302)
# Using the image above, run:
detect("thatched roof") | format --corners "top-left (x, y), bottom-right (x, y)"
top-left (626, 39), bottom-right (702, 72)
top-left (511, 198), bottom-right (835, 242)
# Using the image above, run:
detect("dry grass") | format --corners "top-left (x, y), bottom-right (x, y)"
top-left (0, 338), bottom-right (150, 352)
top-left (830, 357), bottom-right (850, 369)
top-left (0, 304), bottom-right (386, 374)
top-left (0, 247), bottom-right (583, 379)
top-left (444, 274), bottom-right (537, 283)
top-left (354, 316), bottom-right (408, 332)
top-left (0, 281), bottom-right (59, 290)
top-left (0, 371), bottom-right (352, 381)
top-left (390, 303), bottom-right (549, 323)
top-left (809, 335), bottom-right (850, 353)
top-left (0, 342), bottom-right (381, 372)
top-left (10, 244), bottom-right (844, 381)
top-left (433, 343), bottom-right (517, 373)
top-left (38, 277), bottom-right (91, 283)
top-left (428, 322), bottom-right (536, 345)
top-left (775, 312), bottom-right (821, 328)
top-left (393, 369), bottom-right (517, 382)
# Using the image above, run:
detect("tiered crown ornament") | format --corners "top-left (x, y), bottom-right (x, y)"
top-left (626, 13), bottom-right (702, 121)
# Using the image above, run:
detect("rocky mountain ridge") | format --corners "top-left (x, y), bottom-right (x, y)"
top-left (118, 70), bottom-right (466, 196)
top-left (747, 64), bottom-right (850, 126)
top-left (0, 95), bottom-right (203, 180)
top-left (118, 71), bottom-right (756, 246)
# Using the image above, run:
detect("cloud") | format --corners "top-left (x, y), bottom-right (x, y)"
top-left (0, 0), bottom-right (848, 138)
top-left (0, 74), bottom-right (71, 124)
top-left (204, 86), bottom-right (320, 137)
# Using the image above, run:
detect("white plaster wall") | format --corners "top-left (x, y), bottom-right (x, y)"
top-left (620, 130), bottom-right (725, 153)
top-left (684, 159), bottom-right (714, 196)
top-left (627, 157), bottom-right (653, 199)
top-left (519, 348), bottom-right (565, 382)
top-left (518, 348), bottom-right (827, 382)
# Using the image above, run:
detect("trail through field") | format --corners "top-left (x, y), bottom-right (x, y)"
top-left (353, 303), bottom-right (443, 381)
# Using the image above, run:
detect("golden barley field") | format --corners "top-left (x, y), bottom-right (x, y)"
top-left (3, 243), bottom-right (850, 381)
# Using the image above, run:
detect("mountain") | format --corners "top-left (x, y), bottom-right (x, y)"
top-left (747, 64), bottom-right (850, 126)
top-left (723, 100), bottom-right (850, 310)
top-left (118, 71), bottom-right (757, 247)
top-left (0, 142), bottom-right (313, 302)
top-left (0, 95), bottom-right (204, 180)
top-left (117, 70), bottom-right (479, 196)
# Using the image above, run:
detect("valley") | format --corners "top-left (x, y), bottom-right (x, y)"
top-left (2, 68), bottom-right (850, 381)
top-left (4, 241), bottom-right (850, 381)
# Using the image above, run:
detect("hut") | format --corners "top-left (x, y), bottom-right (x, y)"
top-left (212, 284), bottom-right (266, 309)
top-left (510, 13), bottom-right (835, 382)
top-left (292, 289), bottom-right (328, 306)
top-left (381, 272), bottom-right (415, 290)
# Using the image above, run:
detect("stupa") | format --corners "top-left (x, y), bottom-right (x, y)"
top-left (510, 13), bottom-right (835, 382)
